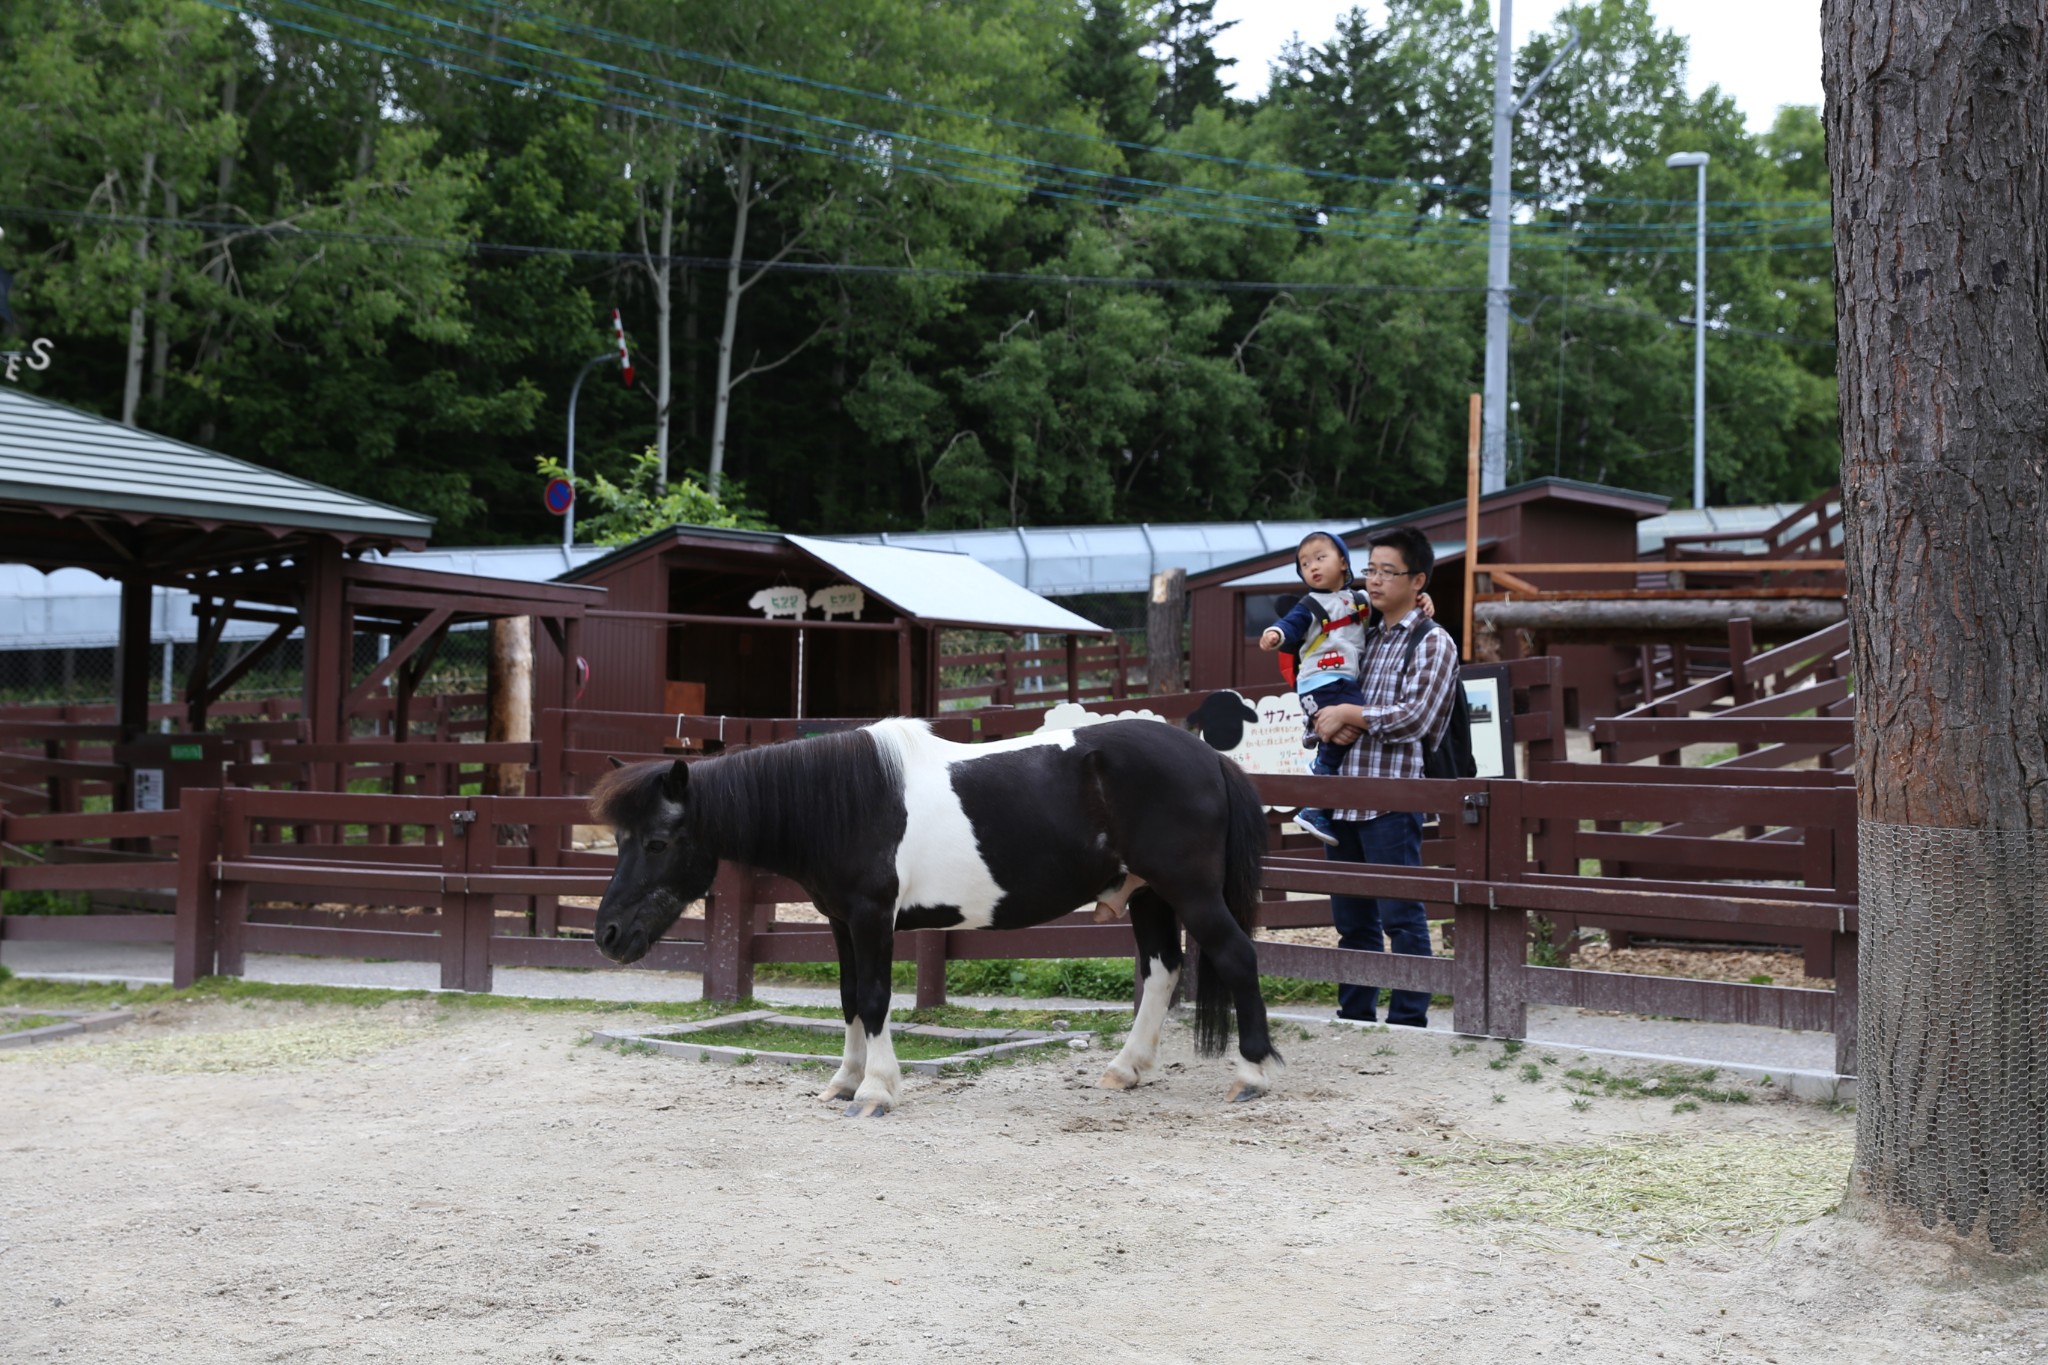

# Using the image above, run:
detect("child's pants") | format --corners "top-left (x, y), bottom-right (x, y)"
top-left (1299, 676), bottom-right (1367, 777)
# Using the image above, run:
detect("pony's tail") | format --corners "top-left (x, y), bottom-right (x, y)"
top-left (1195, 755), bottom-right (1272, 1057)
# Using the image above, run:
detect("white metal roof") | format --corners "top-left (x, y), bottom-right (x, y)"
top-left (824, 519), bottom-right (1374, 596)
top-left (0, 387), bottom-right (434, 539)
top-left (785, 535), bottom-right (1107, 633)
top-left (1634, 504), bottom-right (1814, 556)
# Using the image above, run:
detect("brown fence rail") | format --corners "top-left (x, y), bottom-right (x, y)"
top-left (2, 745), bottom-right (1862, 1077)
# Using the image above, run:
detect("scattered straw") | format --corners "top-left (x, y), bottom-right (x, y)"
top-left (1404, 1131), bottom-right (1852, 1247)
top-left (1, 1019), bottom-right (422, 1073)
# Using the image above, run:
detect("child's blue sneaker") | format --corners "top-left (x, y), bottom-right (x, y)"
top-left (1294, 806), bottom-right (1340, 846)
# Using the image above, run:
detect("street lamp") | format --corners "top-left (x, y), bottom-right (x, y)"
top-left (562, 349), bottom-right (614, 560)
top-left (1666, 150), bottom-right (1710, 509)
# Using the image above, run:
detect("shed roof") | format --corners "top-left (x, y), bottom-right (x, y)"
top-left (783, 535), bottom-right (1105, 633)
top-left (0, 388), bottom-right (434, 546)
top-left (564, 525), bottom-right (1107, 633)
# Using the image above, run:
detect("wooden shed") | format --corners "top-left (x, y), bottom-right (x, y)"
top-left (539, 526), bottom-right (1109, 720)
top-left (1186, 478), bottom-right (1670, 723)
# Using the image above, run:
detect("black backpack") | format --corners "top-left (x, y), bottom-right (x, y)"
top-left (1373, 614), bottom-right (1477, 780)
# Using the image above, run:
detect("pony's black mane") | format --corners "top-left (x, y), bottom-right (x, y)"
top-left (590, 729), bottom-right (902, 893)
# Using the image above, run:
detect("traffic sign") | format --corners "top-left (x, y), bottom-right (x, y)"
top-left (544, 477), bottom-right (575, 515)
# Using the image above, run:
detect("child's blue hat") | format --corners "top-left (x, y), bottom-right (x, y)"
top-left (1296, 530), bottom-right (1354, 584)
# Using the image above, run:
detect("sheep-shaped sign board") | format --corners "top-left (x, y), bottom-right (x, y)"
top-left (748, 586), bottom-right (808, 619)
top-left (809, 583), bottom-right (865, 620)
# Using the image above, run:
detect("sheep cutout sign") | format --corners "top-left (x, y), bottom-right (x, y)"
top-left (809, 584), bottom-right (864, 620)
top-left (747, 586), bottom-right (807, 619)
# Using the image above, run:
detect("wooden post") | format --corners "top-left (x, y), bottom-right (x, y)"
top-left (214, 791), bottom-right (251, 979)
top-left (702, 862), bottom-right (757, 1002)
top-left (1064, 634), bottom-right (1081, 703)
top-left (171, 789), bottom-right (220, 988)
top-left (486, 616), bottom-right (533, 798)
top-left (440, 803), bottom-right (492, 993)
top-left (896, 620), bottom-right (914, 715)
top-left (113, 577), bottom-right (154, 747)
top-left (913, 930), bottom-right (947, 1009)
top-left (1462, 393), bottom-right (1481, 662)
top-left (1145, 568), bottom-right (1186, 694)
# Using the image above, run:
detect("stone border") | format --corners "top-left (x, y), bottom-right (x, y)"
top-left (0, 1007), bottom-right (135, 1049)
top-left (592, 1010), bottom-right (1091, 1076)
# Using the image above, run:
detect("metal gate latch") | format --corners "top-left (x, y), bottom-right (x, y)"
top-left (450, 810), bottom-right (478, 833)
top-left (1461, 792), bottom-right (1489, 826)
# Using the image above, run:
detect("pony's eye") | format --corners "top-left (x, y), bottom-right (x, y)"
top-left (644, 840), bottom-right (669, 854)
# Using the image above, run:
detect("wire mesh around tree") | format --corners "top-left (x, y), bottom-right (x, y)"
top-left (1855, 818), bottom-right (2048, 1254)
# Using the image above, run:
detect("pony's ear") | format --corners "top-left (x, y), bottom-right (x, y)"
top-left (608, 755), bottom-right (626, 770)
top-left (661, 758), bottom-right (690, 802)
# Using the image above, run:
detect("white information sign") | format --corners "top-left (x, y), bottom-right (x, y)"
top-left (1038, 691), bottom-right (1312, 811)
top-left (1463, 676), bottom-right (1507, 779)
top-left (133, 768), bottom-right (165, 812)
top-left (808, 583), bottom-right (865, 620)
top-left (746, 585), bottom-right (808, 619)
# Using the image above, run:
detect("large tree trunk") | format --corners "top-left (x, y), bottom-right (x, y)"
top-left (1824, 0), bottom-right (2048, 1256)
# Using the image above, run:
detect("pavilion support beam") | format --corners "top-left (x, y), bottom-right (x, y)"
top-left (113, 577), bottom-right (154, 744)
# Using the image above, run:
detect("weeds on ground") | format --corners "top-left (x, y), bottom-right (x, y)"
top-left (1562, 1064), bottom-right (1756, 1105)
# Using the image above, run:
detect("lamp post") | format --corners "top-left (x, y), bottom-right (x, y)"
top-left (563, 350), bottom-right (614, 558)
top-left (1666, 150), bottom-right (1710, 509)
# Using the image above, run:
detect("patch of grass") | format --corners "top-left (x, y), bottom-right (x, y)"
top-left (1562, 1064), bottom-right (1756, 1105)
top-left (1569, 1097), bottom-right (1592, 1112)
top-left (1519, 1062), bottom-right (1542, 1083)
top-left (1, 1013), bottom-right (69, 1034)
top-left (0, 888), bottom-right (89, 916)
top-left (1747, 974), bottom-right (1775, 985)
top-left (1403, 1132), bottom-right (1850, 1246)
top-left (1373, 1044), bottom-right (1395, 1056)
top-left (1449, 1042), bottom-right (1477, 1057)
top-left (1672, 1100), bottom-right (1700, 1114)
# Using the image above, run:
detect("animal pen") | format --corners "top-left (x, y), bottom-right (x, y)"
top-left (1, 652), bottom-right (1861, 1079)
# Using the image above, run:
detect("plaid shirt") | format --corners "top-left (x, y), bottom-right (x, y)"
top-left (1330, 606), bottom-right (1460, 822)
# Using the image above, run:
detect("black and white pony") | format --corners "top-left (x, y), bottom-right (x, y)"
top-left (589, 718), bottom-right (1280, 1117)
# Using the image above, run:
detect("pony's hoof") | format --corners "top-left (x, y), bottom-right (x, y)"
top-left (1225, 1081), bottom-right (1265, 1104)
top-left (843, 1099), bottom-right (891, 1119)
top-left (818, 1084), bottom-right (856, 1103)
top-left (1097, 1066), bottom-right (1139, 1090)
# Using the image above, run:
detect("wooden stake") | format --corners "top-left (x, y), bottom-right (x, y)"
top-left (1463, 392), bottom-right (1481, 662)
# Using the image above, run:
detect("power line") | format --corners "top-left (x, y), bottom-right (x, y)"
top-left (4, 203), bottom-right (1834, 348)
top-left (456, 0), bottom-right (1833, 212)
top-left (219, 1), bottom-right (1835, 255)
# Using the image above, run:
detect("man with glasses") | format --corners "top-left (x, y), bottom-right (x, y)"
top-left (1306, 526), bottom-right (1460, 1026)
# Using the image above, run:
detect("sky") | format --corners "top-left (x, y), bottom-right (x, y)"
top-left (1210, 0), bottom-right (1825, 133)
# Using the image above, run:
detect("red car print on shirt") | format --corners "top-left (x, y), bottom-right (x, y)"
top-left (1315, 652), bottom-right (1348, 673)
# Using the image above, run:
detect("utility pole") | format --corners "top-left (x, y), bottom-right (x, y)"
top-left (1482, 11), bottom-right (1579, 493)
top-left (1666, 151), bottom-right (1711, 508)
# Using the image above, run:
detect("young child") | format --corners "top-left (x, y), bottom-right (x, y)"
top-left (1259, 531), bottom-right (1370, 846)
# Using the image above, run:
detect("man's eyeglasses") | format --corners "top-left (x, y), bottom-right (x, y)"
top-left (1360, 565), bottom-right (1416, 581)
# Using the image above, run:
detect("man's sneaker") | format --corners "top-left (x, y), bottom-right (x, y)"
top-left (1294, 806), bottom-right (1341, 846)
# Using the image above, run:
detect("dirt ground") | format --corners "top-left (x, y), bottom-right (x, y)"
top-left (3, 998), bottom-right (2043, 1365)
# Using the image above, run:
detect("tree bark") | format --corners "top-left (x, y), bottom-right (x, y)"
top-left (650, 173), bottom-right (676, 492)
top-left (1824, 0), bottom-right (2048, 1256)
top-left (708, 148), bottom-right (753, 496)
top-left (485, 616), bottom-right (532, 801)
top-left (121, 140), bottom-right (159, 429)
top-left (1146, 568), bottom-right (1186, 694)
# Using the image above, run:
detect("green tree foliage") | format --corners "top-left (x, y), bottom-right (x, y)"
top-left (535, 450), bottom-right (769, 544)
top-left (0, 0), bottom-right (1840, 542)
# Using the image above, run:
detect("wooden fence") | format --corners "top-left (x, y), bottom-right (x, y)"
top-left (1, 695), bottom-right (1861, 1078)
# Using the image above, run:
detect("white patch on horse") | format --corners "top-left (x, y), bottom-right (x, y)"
top-left (1101, 954), bottom-right (1177, 1089)
top-left (820, 1019), bottom-right (866, 1103)
top-left (849, 1018), bottom-right (901, 1115)
top-left (867, 719), bottom-right (1076, 929)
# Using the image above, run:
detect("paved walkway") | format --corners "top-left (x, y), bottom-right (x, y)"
top-left (2, 940), bottom-right (1849, 1096)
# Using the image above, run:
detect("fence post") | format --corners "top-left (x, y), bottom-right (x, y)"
top-left (913, 930), bottom-right (948, 1009)
top-left (171, 788), bottom-right (221, 988)
top-left (702, 861), bottom-right (757, 1002)
top-left (214, 791), bottom-right (251, 979)
top-left (1450, 785), bottom-right (1491, 1037)
top-left (1482, 779), bottom-right (1529, 1040)
top-left (1064, 634), bottom-right (1081, 703)
top-left (1832, 932), bottom-right (1859, 1078)
top-left (439, 800), bottom-right (493, 993)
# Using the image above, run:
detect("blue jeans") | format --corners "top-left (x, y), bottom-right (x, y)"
top-left (1301, 676), bottom-right (1367, 775)
top-left (1325, 812), bottom-right (1432, 1026)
